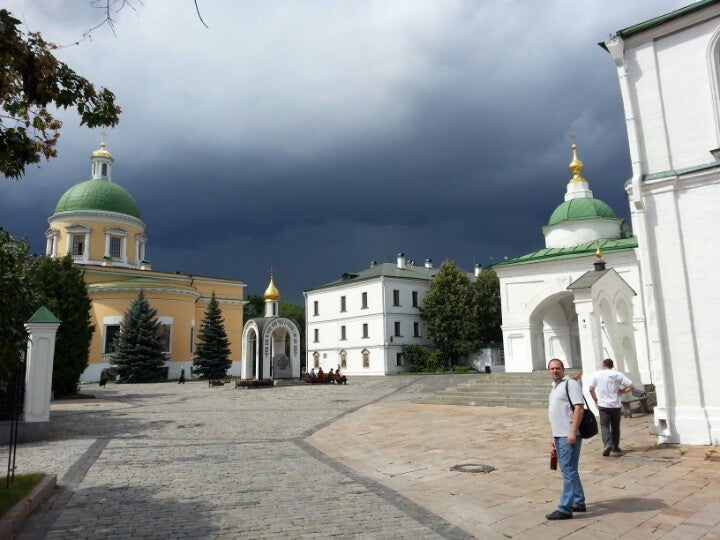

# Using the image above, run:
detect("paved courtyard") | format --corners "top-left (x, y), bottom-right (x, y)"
top-left (7, 375), bottom-right (720, 539)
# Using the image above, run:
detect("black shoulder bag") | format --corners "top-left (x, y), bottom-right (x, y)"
top-left (565, 379), bottom-right (598, 439)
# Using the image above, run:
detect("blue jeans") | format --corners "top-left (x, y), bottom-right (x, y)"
top-left (554, 436), bottom-right (585, 515)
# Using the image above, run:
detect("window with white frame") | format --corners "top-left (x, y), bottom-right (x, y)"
top-left (313, 301), bottom-right (319, 316)
top-left (340, 325), bottom-right (346, 340)
top-left (361, 291), bottom-right (368, 309)
top-left (339, 350), bottom-right (347, 369)
top-left (103, 325), bottom-right (121, 353)
top-left (394, 321), bottom-right (401, 337)
top-left (362, 349), bottom-right (369, 368)
top-left (109, 236), bottom-right (122, 259)
top-left (396, 352), bottom-right (405, 366)
top-left (392, 289), bottom-right (400, 306)
top-left (340, 296), bottom-right (346, 312)
top-left (362, 323), bottom-right (368, 338)
top-left (313, 352), bottom-right (320, 368)
top-left (157, 324), bottom-right (172, 354)
top-left (72, 234), bottom-right (85, 256)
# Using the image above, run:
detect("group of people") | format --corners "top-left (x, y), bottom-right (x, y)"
top-left (307, 366), bottom-right (347, 384)
top-left (546, 357), bottom-right (635, 520)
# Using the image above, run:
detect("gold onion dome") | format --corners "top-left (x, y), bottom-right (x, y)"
top-left (568, 143), bottom-right (587, 184)
top-left (92, 141), bottom-right (112, 159)
top-left (264, 276), bottom-right (280, 302)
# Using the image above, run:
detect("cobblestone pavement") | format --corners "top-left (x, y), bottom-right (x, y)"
top-left (8, 375), bottom-right (720, 539)
top-left (12, 376), bottom-right (475, 539)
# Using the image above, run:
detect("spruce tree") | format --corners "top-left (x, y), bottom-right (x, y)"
top-left (111, 290), bottom-right (166, 382)
top-left (193, 292), bottom-right (231, 379)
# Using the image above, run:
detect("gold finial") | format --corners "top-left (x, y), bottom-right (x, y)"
top-left (568, 136), bottom-right (586, 184)
top-left (92, 133), bottom-right (112, 159)
top-left (595, 241), bottom-right (603, 260)
top-left (263, 269), bottom-right (280, 302)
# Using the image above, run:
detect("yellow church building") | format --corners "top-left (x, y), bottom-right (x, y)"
top-left (45, 140), bottom-right (246, 381)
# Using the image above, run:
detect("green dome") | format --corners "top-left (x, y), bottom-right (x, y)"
top-left (55, 179), bottom-right (141, 219)
top-left (548, 198), bottom-right (616, 226)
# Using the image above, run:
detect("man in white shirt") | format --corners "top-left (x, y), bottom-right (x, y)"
top-left (589, 359), bottom-right (634, 457)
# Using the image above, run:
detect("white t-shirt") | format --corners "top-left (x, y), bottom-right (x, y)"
top-left (548, 376), bottom-right (584, 437)
top-left (589, 369), bottom-right (633, 408)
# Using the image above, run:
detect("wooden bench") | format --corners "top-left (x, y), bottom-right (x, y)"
top-left (622, 390), bottom-right (656, 418)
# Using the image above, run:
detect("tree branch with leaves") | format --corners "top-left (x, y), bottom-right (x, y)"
top-left (0, 9), bottom-right (121, 179)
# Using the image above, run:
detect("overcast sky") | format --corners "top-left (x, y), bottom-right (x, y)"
top-left (2, 1), bottom-right (690, 303)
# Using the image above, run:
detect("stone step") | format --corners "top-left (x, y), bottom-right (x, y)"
top-left (415, 370), bottom-right (582, 408)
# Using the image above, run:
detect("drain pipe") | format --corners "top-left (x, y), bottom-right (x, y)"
top-left (603, 36), bottom-right (671, 439)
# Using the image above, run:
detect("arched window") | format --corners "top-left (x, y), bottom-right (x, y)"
top-left (313, 352), bottom-right (320, 368)
top-left (101, 163), bottom-right (108, 177)
top-left (362, 349), bottom-right (369, 368)
top-left (339, 350), bottom-right (347, 369)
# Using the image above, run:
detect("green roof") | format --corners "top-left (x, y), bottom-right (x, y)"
top-left (28, 306), bottom-right (61, 324)
top-left (56, 179), bottom-right (141, 219)
top-left (307, 262), bottom-right (439, 292)
top-left (493, 238), bottom-right (638, 268)
top-left (548, 198), bottom-right (616, 226)
top-left (618, 0), bottom-right (718, 38)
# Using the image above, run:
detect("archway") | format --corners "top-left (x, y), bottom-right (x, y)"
top-left (529, 291), bottom-right (581, 370)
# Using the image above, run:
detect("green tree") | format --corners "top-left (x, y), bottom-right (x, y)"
top-left (421, 260), bottom-right (480, 368)
top-left (0, 9), bottom-right (121, 179)
top-left (474, 268), bottom-right (503, 346)
top-left (279, 300), bottom-right (306, 370)
top-left (0, 230), bottom-right (33, 419)
top-left (28, 255), bottom-right (94, 396)
top-left (243, 294), bottom-right (264, 320)
top-left (193, 292), bottom-right (231, 379)
top-left (111, 290), bottom-right (166, 382)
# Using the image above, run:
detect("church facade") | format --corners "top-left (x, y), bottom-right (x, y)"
top-left (602, 0), bottom-right (720, 445)
top-left (46, 142), bottom-right (246, 382)
top-left (496, 1), bottom-right (720, 445)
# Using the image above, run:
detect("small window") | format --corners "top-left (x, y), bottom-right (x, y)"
top-left (362, 349), bottom-right (370, 368)
top-left (413, 322), bottom-right (421, 337)
top-left (362, 323), bottom-right (368, 338)
top-left (394, 321), bottom-right (401, 337)
top-left (157, 324), bottom-right (172, 353)
top-left (412, 291), bottom-right (419, 307)
top-left (314, 328), bottom-right (319, 342)
top-left (313, 352), bottom-right (320, 368)
top-left (189, 326), bottom-right (195, 354)
top-left (109, 236), bottom-right (122, 259)
top-left (396, 352), bottom-right (405, 366)
top-left (340, 350), bottom-right (347, 369)
top-left (340, 296), bottom-right (346, 312)
top-left (72, 235), bottom-right (84, 256)
top-left (392, 289), bottom-right (400, 306)
top-left (101, 163), bottom-right (108, 177)
top-left (340, 325), bottom-right (346, 340)
top-left (313, 301), bottom-right (319, 316)
top-left (103, 325), bottom-right (121, 353)
top-left (361, 292), bottom-right (368, 309)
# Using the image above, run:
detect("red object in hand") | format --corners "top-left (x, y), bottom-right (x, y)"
top-left (550, 449), bottom-right (557, 470)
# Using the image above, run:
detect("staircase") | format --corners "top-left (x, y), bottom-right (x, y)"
top-left (415, 370), bottom-right (582, 408)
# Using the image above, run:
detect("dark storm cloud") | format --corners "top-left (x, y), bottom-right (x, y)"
top-left (1, 1), bottom-right (689, 302)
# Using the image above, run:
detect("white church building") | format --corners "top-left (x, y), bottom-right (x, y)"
top-left (497, 0), bottom-right (720, 446)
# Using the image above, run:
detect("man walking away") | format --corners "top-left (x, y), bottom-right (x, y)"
top-left (589, 358), bottom-right (634, 457)
top-left (546, 358), bottom-right (586, 520)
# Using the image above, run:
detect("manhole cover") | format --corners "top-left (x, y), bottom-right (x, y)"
top-left (450, 463), bottom-right (495, 474)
